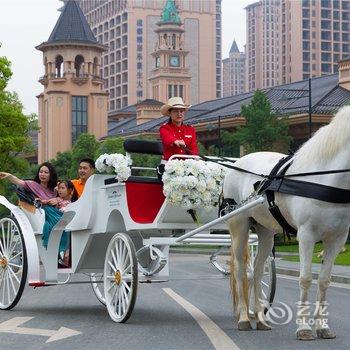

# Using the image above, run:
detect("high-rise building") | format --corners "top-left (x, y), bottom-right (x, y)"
top-left (222, 40), bottom-right (246, 97)
top-left (36, 1), bottom-right (108, 162)
top-left (78, 0), bottom-right (222, 112)
top-left (280, 0), bottom-right (350, 84)
top-left (245, 0), bottom-right (280, 91)
top-left (245, 0), bottom-right (350, 90)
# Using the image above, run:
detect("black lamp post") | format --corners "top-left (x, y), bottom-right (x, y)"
top-left (308, 77), bottom-right (312, 139)
top-left (218, 115), bottom-right (222, 156)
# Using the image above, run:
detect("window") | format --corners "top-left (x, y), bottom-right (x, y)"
top-left (71, 96), bottom-right (87, 145)
top-left (334, 32), bottom-right (340, 41)
top-left (321, 63), bottom-right (331, 72)
top-left (321, 41), bottom-right (331, 50)
top-left (321, 52), bottom-right (331, 61)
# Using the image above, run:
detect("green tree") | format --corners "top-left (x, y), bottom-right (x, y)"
top-left (50, 151), bottom-right (73, 180)
top-left (230, 90), bottom-right (292, 154)
top-left (0, 54), bottom-right (31, 196)
top-left (97, 137), bottom-right (125, 156)
top-left (69, 133), bottom-right (100, 178)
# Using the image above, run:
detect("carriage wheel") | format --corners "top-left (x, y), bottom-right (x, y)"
top-left (0, 216), bottom-right (27, 310)
top-left (104, 233), bottom-right (138, 323)
top-left (90, 273), bottom-right (106, 306)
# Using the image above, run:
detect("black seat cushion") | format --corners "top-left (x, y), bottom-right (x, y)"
top-left (123, 139), bottom-right (163, 155)
top-left (104, 176), bottom-right (162, 185)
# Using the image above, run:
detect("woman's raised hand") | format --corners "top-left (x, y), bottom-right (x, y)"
top-left (0, 172), bottom-right (11, 180)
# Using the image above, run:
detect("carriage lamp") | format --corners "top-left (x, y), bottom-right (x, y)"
top-left (114, 270), bottom-right (122, 285)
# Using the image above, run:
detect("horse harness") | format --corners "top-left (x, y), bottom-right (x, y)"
top-left (210, 154), bottom-right (350, 236)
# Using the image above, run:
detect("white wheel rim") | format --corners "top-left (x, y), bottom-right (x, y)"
top-left (104, 234), bottom-right (135, 322)
top-left (0, 218), bottom-right (24, 308)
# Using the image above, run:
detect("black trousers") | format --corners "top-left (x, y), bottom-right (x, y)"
top-left (157, 164), bottom-right (165, 180)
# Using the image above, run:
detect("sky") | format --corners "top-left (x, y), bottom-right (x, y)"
top-left (0, 0), bottom-right (256, 115)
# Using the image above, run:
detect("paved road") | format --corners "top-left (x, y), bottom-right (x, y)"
top-left (0, 254), bottom-right (349, 350)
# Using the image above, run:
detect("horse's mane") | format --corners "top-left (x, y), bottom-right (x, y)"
top-left (293, 106), bottom-right (350, 168)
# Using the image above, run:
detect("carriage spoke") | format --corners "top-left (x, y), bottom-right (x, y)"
top-left (1, 271), bottom-right (7, 304)
top-left (7, 266), bottom-right (20, 284)
top-left (8, 262), bottom-right (21, 269)
top-left (0, 236), bottom-right (6, 257)
top-left (111, 249), bottom-right (118, 271)
top-left (8, 239), bottom-right (20, 259)
top-left (117, 288), bottom-right (122, 316)
top-left (6, 222), bottom-right (11, 254)
top-left (9, 251), bottom-right (21, 262)
top-left (108, 260), bottom-right (117, 273)
top-left (123, 274), bottom-right (132, 282)
top-left (107, 282), bottom-right (116, 293)
top-left (7, 270), bottom-right (17, 297)
top-left (261, 281), bottom-right (269, 288)
top-left (122, 280), bottom-right (131, 292)
top-left (115, 241), bottom-right (121, 266)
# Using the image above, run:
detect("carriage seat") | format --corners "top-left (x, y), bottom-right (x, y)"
top-left (123, 139), bottom-right (163, 155)
top-left (104, 176), bottom-right (165, 224)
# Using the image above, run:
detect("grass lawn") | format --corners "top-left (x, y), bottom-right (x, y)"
top-left (276, 243), bottom-right (350, 266)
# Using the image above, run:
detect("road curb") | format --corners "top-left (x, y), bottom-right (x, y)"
top-left (170, 249), bottom-right (350, 285)
top-left (276, 267), bottom-right (350, 285)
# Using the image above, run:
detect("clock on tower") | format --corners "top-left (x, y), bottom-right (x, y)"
top-left (169, 55), bottom-right (180, 67)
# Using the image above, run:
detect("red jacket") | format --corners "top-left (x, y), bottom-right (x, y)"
top-left (159, 122), bottom-right (199, 160)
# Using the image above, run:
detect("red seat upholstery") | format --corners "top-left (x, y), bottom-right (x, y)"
top-left (125, 181), bottom-right (165, 223)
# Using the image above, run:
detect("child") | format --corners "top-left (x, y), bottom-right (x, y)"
top-left (41, 180), bottom-right (78, 267)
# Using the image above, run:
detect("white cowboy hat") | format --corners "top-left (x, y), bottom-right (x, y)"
top-left (160, 97), bottom-right (191, 116)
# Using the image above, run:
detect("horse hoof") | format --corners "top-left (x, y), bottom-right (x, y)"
top-left (256, 321), bottom-right (271, 331)
top-left (296, 329), bottom-right (315, 341)
top-left (316, 328), bottom-right (336, 339)
top-left (238, 321), bottom-right (252, 331)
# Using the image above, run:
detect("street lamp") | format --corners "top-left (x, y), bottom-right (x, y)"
top-left (308, 77), bottom-right (312, 139)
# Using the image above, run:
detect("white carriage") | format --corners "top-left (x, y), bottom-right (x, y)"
top-left (0, 140), bottom-right (276, 323)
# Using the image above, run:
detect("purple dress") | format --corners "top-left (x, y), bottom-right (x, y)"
top-left (23, 180), bottom-right (56, 200)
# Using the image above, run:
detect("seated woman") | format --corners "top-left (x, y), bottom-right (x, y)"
top-left (0, 163), bottom-right (69, 263)
top-left (0, 162), bottom-right (58, 203)
top-left (158, 97), bottom-right (199, 179)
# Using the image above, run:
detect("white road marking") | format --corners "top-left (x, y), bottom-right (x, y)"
top-left (0, 317), bottom-right (82, 343)
top-left (163, 288), bottom-right (240, 350)
top-left (277, 274), bottom-right (350, 290)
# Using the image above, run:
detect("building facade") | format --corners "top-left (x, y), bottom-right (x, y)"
top-left (245, 0), bottom-right (280, 91)
top-left (222, 40), bottom-right (246, 97)
top-left (280, 0), bottom-right (350, 84)
top-left (36, 0), bottom-right (108, 162)
top-left (78, 0), bottom-right (221, 112)
top-left (246, 0), bottom-right (350, 90)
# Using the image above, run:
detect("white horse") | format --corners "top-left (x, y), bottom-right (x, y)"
top-left (223, 106), bottom-right (350, 340)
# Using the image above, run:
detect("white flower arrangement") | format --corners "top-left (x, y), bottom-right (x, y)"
top-left (162, 159), bottom-right (227, 210)
top-left (95, 153), bottom-right (132, 182)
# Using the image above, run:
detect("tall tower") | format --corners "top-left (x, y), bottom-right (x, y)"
top-left (222, 39), bottom-right (246, 97)
top-left (36, 0), bottom-right (108, 162)
top-left (148, 0), bottom-right (191, 104)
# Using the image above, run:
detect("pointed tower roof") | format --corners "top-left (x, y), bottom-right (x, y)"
top-left (36, 0), bottom-right (106, 51)
top-left (229, 40), bottom-right (240, 54)
top-left (47, 0), bottom-right (97, 44)
top-left (160, 0), bottom-right (182, 25)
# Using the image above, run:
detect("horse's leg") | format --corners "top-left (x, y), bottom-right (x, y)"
top-left (314, 231), bottom-right (348, 339)
top-left (296, 227), bottom-right (316, 341)
top-left (228, 215), bottom-right (252, 331)
top-left (253, 224), bottom-right (275, 330)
